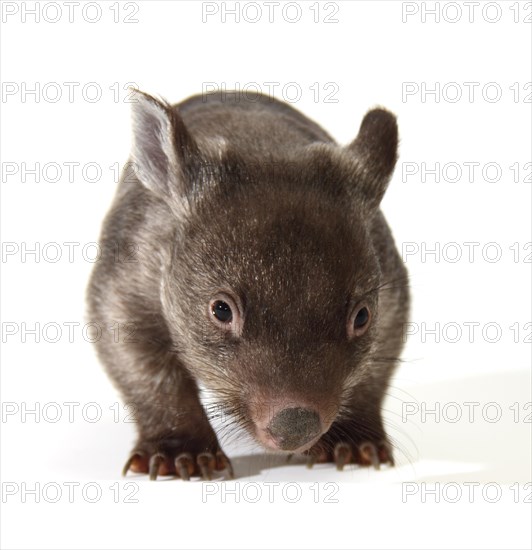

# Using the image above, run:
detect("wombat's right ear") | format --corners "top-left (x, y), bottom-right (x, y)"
top-left (347, 108), bottom-right (398, 211)
top-left (130, 89), bottom-right (198, 210)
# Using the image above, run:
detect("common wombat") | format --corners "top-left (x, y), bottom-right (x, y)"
top-left (87, 89), bottom-right (410, 480)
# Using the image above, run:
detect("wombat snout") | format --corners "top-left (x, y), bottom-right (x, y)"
top-left (267, 407), bottom-right (322, 451)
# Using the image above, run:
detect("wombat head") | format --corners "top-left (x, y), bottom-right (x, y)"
top-left (131, 90), bottom-right (399, 453)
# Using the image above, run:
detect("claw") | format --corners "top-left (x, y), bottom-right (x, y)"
top-left (149, 453), bottom-right (165, 480)
top-left (378, 441), bottom-right (395, 466)
top-left (122, 455), bottom-right (135, 477)
top-left (175, 453), bottom-right (193, 481)
top-left (122, 452), bottom-right (144, 477)
top-left (286, 453), bottom-right (294, 463)
top-left (306, 454), bottom-right (317, 469)
top-left (197, 452), bottom-right (215, 481)
top-left (359, 442), bottom-right (380, 470)
top-left (334, 442), bottom-right (352, 471)
top-left (216, 451), bottom-right (234, 479)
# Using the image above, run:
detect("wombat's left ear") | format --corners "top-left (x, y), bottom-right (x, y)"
top-left (347, 108), bottom-right (398, 210)
top-left (130, 89), bottom-right (199, 212)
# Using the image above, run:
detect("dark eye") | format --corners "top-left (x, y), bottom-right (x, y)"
top-left (212, 300), bottom-right (232, 323)
top-left (354, 307), bottom-right (369, 328)
top-left (347, 302), bottom-right (371, 339)
top-left (208, 293), bottom-right (244, 336)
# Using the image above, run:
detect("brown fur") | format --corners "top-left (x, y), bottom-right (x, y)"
top-left (87, 90), bottom-right (410, 476)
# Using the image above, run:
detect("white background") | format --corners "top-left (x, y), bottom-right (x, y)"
top-left (1, 1), bottom-right (531, 549)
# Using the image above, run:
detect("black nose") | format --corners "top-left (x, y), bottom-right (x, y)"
top-left (267, 407), bottom-right (321, 450)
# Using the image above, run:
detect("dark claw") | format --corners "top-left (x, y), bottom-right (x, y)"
top-left (360, 442), bottom-right (380, 470)
top-left (306, 454), bottom-right (317, 469)
top-left (175, 453), bottom-right (193, 481)
top-left (122, 455), bottom-right (135, 477)
top-left (122, 452), bottom-right (143, 477)
top-left (216, 451), bottom-right (234, 479)
top-left (197, 452), bottom-right (215, 481)
top-left (379, 441), bottom-right (395, 466)
top-left (149, 453), bottom-right (165, 481)
top-left (334, 442), bottom-right (352, 471)
top-left (286, 453), bottom-right (294, 463)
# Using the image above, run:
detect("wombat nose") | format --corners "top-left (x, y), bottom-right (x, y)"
top-left (267, 407), bottom-right (321, 450)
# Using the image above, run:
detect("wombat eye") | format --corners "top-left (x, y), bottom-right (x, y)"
top-left (354, 307), bottom-right (369, 328)
top-left (212, 301), bottom-right (232, 323)
top-left (347, 303), bottom-right (371, 339)
top-left (208, 293), bottom-right (243, 336)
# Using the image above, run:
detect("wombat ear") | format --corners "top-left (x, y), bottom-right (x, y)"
top-left (347, 108), bottom-right (398, 211)
top-left (130, 89), bottom-right (198, 208)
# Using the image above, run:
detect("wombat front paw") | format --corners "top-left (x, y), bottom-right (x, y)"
top-left (122, 438), bottom-right (233, 481)
top-left (306, 440), bottom-right (394, 471)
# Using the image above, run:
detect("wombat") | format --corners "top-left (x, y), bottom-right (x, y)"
top-left (87, 89), bottom-right (410, 480)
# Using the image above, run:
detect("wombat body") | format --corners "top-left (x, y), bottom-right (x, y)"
top-left (87, 90), bottom-right (409, 480)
